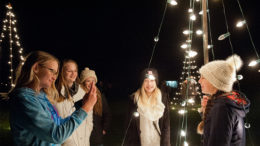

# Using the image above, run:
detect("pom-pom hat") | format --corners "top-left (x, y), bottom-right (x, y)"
top-left (199, 54), bottom-right (243, 92)
top-left (80, 67), bottom-right (98, 83)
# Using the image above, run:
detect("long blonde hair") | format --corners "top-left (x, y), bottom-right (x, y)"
top-left (10, 51), bottom-right (60, 104)
top-left (56, 59), bottom-right (80, 102)
top-left (133, 83), bottom-right (161, 107)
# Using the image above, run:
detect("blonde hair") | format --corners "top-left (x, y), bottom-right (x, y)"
top-left (56, 59), bottom-right (80, 102)
top-left (133, 82), bottom-right (161, 107)
top-left (11, 51), bottom-right (59, 104)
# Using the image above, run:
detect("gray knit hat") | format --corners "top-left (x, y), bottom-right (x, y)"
top-left (80, 67), bottom-right (98, 83)
top-left (199, 54), bottom-right (243, 92)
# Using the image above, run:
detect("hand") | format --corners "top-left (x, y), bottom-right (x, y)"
top-left (82, 82), bottom-right (97, 113)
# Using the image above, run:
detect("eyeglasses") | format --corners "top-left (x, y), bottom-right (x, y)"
top-left (39, 64), bottom-right (58, 76)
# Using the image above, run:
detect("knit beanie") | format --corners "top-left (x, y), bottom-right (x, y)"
top-left (140, 68), bottom-right (159, 85)
top-left (80, 67), bottom-right (98, 83)
top-left (199, 54), bottom-right (243, 92)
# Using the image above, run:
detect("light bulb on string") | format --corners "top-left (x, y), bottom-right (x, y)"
top-left (236, 20), bottom-right (246, 28)
top-left (207, 45), bottom-right (213, 49)
top-left (190, 14), bottom-right (196, 21)
top-left (199, 9), bottom-right (209, 15)
top-left (167, 0), bottom-right (178, 6)
top-left (237, 75), bottom-right (243, 80)
top-left (186, 50), bottom-right (198, 58)
top-left (133, 111), bottom-right (139, 117)
top-left (183, 30), bottom-right (193, 35)
top-left (188, 8), bottom-right (193, 13)
top-left (184, 141), bottom-right (189, 146)
top-left (154, 36), bottom-right (159, 42)
top-left (248, 59), bottom-right (260, 67)
top-left (218, 32), bottom-right (230, 40)
top-left (181, 43), bottom-right (190, 49)
top-left (196, 29), bottom-right (203, 35)
top-left (244, 123), bottom-right (251, 129)
top-left (180, 130), bottom-right (186, 136)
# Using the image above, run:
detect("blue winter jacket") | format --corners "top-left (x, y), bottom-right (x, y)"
top-left (9, 87), bottom-right (88, 146)
top-left (203, 91), bottom-right (250, 146)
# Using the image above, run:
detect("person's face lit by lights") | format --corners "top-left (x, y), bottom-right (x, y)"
top-left (143, 78), bottom-right (156, 95)
top-left (198, 76), bottom-right (218, 95)
top-left (83, 77), bottom-right (96, 92)
top-left (64, 62), bottom-right (78, 86)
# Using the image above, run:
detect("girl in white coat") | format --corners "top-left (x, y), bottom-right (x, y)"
top-left (55, 59), bottom-right (93, 146)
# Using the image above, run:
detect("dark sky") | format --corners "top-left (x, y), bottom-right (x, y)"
top-left (0, 0), bottom-right (259, 95)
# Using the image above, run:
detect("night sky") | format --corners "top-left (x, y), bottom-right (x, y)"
top-left (0, 0), bottom-right (259, 97)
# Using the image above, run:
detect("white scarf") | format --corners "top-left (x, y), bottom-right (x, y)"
top-left (135, 90), bottom-right (165, 146)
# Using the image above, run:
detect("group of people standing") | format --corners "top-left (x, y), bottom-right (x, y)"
top-left (9, 51), bottom-right (111, 146)
top-left (8, 50), bottom-right (250, 146)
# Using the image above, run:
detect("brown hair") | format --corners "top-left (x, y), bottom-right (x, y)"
top-left (10, 51), bottom-right (60, 104)
top-left (197, 91), bottom-right (224, 134)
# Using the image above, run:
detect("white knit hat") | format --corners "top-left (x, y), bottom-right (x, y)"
top-left (199, 54), bottom-right (243, 92)
top-left (80, 67), bottom-right (98, 83)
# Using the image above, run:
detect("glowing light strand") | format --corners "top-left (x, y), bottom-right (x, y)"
top-left (0, 3), bottom-right (25, 88)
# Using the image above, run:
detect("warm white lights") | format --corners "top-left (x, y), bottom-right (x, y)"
top-left (180, 130), bottom-right (186, 136)
top-left (133, 112), bottom-right (140, 117)
top-left (190, 14), bottom-right (196, 21)
top-left (168, 0), bottom-right (178, 6)
top-left (207, 45), bottom-right (213, 49)
top-left (248, 59), bottom-right (260, 67)
top-left (196, 29), bottom-right (203, 35)
top-left (237, 75), bottom-right (243, 80)
top-left (178, 109), bottom-right (186, 115)
top-left (184, 141), bottom-right (189, 146)
top-left (181, 43), bottom-right (190, 49)
top-left (187, 98), bottom-right (195, 104)
top-left (183, 30), bottom-right (193, 35)
top-left (186, 50), bottom-right (198, 58)
top-left (236, 20), bottom-right (246, 28)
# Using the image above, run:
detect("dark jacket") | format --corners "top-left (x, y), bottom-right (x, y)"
top-left (123, 92), bottom-right (170, 146)
top-left (90, 94), bottom-right (112, 145)
top-left (203, 91), bottom-right (250, 146)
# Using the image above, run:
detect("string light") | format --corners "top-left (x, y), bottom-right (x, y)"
top-left (183, 30), bottom-right (193, 35)
top-left (186, 50), bottom-right (198, 58)
top-left (0, 3), bottom-right (25, 89)
top-left (218, 32), bottom-right (230, 40)
top-left (184, 141), bottom-right (189, 146)
top-left (133, 112), bottom-right (140, 117)
top-left (190, 14), bottom-right (196, 21)
top-left (248, 59), bottom-right (260, 67)
top-left (196, 29), bottom-right (203, 35)
top-left (167, 0), bottom-right (178, 6)
top-left (236, 20), bottom-right (246, 28)
top-left (180, 130), bottom-right (186, 137)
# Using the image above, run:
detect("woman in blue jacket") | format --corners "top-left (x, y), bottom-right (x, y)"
top-left (8, 51), bottom-right (97, 146)
top-left (197, 54), bottom-right (250, 146)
